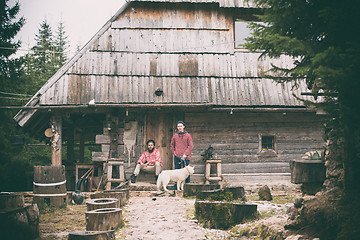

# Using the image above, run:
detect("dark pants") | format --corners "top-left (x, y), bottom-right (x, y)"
top-left (174, 156), bottom-right (190, 183)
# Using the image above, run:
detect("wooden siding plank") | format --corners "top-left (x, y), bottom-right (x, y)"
top-left (63, 75), bottom-right (69, 104)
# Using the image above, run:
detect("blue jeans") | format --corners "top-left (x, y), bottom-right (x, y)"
top-left (174, 156), bottom-right (190, 183)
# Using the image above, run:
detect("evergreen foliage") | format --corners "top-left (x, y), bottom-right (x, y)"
top-left (245, 0), bottom-right (360, 198)
top-left (0, 0), bottom-right (24, 75)
top-left (54, 21), bottom-right (69, 68)
top-left (0, 0), bottom-right (69, 191)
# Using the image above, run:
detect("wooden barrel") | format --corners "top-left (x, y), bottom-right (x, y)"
top-left (33, 165), bottom-right (67, 208)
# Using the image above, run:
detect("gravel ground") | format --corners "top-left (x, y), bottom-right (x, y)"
top-left (115, 191), bottom-right (299, 240)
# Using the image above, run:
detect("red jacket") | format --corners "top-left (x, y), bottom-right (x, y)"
top-left (170, 131), bottom-right (193, 160)
top-left (137, 148), bottom-right (162, 166)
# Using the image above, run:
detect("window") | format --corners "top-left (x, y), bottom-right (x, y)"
top-left (258, 134), bottom-right (277, 156)
top-left (234, 19), bottom-right (252, 49)
top-left (234, 17), bottom-right (265, 49)
top-left (261, 136), bottom-right (274, 150)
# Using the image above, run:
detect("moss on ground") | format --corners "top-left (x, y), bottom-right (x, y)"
top-left (228, 224), bottom-right (283, 240)
top-left (39, 205), bottom-right (87, 240)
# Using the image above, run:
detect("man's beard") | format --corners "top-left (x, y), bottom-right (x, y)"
top-left (148, 148), bottom-right (154, 153)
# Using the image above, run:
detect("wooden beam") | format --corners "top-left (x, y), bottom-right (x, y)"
top-left (79, 133), bottom-right (85, 163)
top-left (51, 114), bottom-right (62, 166)
top-left (67, 125), bottom-right (74, 164)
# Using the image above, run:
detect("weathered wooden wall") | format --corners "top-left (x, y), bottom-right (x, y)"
top-left (185, 112), bottom-right (324, 176)
top-left (91, 110), bottom-right (324, 180)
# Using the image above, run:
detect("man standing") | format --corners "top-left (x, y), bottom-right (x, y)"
top-left (130, 140), bottom-right (161, 183)
top-left (170, 121), bottom-right (193, 184)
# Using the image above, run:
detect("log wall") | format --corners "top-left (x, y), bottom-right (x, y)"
top-left (185, 111), bottom-right (324, 175)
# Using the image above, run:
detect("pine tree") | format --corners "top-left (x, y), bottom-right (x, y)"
top-left (30, 19), bottom-right (55, 86)
top-left (54, 20), bottom-right (69, 69)
top-left (0, 0), bottom-right (38, 192)
top-left (0, 0), bottom-right (24, 77)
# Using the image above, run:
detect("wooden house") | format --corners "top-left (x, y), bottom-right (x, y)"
top-left (14, 0), bottom-right (325, 188)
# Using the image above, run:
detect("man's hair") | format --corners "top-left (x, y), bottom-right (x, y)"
top-left (177, 120), bottom-right (185, 126)
top-left (146, 139), bottom-right (155, 146)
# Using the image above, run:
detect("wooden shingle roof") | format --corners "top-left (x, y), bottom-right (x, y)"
top-left (14, 0), bottom-right (313, 127)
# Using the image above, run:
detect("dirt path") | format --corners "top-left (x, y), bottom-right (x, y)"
top-left (116, 196), bottom-right (206, 240)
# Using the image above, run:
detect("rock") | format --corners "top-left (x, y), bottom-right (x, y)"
top-left (258, 185), bottom-right (272, 201)
top-left (293, 197), bottom-right (304, 208)
top-left (73, 191), bottom-right (85, 205)
top-left (287, 206), bottom-right (299, 220)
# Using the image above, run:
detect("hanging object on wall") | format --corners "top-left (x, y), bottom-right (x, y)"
top-left (123, 121), bottom-right (138, 167)
top-left (44, 128), bottom-right (55, 138)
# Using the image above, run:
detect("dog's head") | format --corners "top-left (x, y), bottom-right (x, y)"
top-left (185, 165), bottom-right (195, 174)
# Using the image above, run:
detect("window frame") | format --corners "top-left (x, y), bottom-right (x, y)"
top-left (233, 14), bottom-right (263, 50)
top-left (234, 18), bottom-right (252, 49)
top-left (258, 134), bottom-right (277, 155)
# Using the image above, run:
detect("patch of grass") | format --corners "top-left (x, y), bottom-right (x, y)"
top-left (228, 224), bottom-right (283, 239)
top-left (272, 194), bottom-right (296, 204)
top-left (246, 195), bottom-right (259, 202)
top-left (259, 209), bottom-right (281, 218)
top-left (247, 194), bottom-right (296, 204)
top-left (228, 224), bottom-right (253, 238)
top-left (39, 205), bottom-right (86, 239)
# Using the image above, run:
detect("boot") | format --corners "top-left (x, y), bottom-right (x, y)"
top-left (130, 174), bottom-right (137, 183)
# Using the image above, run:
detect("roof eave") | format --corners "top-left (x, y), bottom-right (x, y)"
top-left (14, 1), bottom-right (131, 127)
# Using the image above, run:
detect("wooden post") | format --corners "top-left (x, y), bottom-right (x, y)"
top-left (67, 126), bottom-right (74, 164)
top-left (79, 133), bottom-right (85, 163)
top-left (51, 114), bottom-right (62, 166)
top-left (205, 162), bottom-right (211, 184)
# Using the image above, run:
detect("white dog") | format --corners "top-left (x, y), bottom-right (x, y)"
top-left (156, 165), bottom-right (195, 192)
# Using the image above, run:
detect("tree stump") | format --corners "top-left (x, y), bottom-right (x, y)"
top-left (0, 202), bottom-right (40, 239)
top-left (196, 187), bottom-right (246, 202)
top-left (290, 160), bottom-right (326, 184)
top-left (105, 187), bottom-right (130, 201)
top-left (68, 230), bottom-right (115, 240)
top-left (33, 165), bottom-right (67, 208)
top-left (86, 208), bottom-right (122, 231)
top-left (90, 192), bottom-right (126, 207)
top-left (195, 201), bottom-right (257, 229)
top-left (86, 198), bottom-right (118, 211)
top-left (0, 192), bottom-right (25, 210)
top-left (290, 160), bottom-right (326, 194)
top-left (183, 183), bottom-right (221, 197)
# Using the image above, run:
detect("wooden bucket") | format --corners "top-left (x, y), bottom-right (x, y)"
top-left (33, 165), bottom-right (67, 208)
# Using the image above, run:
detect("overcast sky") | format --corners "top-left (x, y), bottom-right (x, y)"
top-left (10, 0), bottom-right (126, 57)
